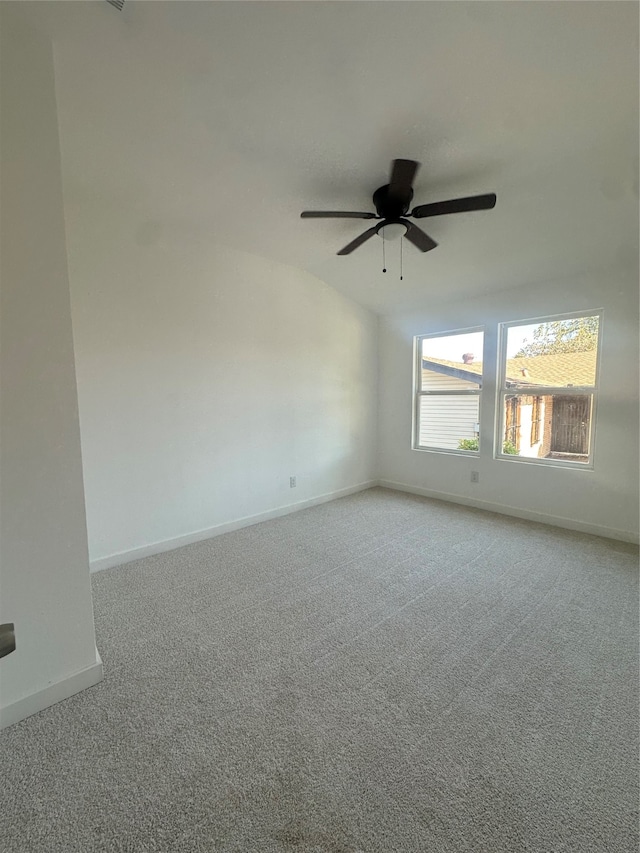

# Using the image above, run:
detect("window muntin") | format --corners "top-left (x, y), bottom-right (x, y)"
top-left (414, 329), bottom-right (484, 453)
top-left (496, 313), bottom-right (601, 467)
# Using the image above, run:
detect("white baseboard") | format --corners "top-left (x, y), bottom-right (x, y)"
top-left (0, 648), bottom-right (103, 730)
top-left (89, 477), bottom-right (637, 573)
top-left (378, 480), bottom-right (639, 544)
top-left (90, 480), bottom-right (378, 572)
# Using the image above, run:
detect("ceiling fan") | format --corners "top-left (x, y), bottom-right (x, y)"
top-left (301, 159), bottom-right (496, 255)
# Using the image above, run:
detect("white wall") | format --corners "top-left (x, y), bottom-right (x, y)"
top-left (63, 203), bottom-right (377, 567)
top-left (378, 268), bottom-right (639, 542)
top-left (0, 5), bottom-right (101, 727)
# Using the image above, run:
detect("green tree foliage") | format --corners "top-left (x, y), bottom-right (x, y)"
top-left (515, 316), bottom-right (598, 357)
top-left (457, 437), bottom-right (518, 455)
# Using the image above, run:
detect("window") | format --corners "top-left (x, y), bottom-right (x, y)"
top-left (414, 328), bottom-right (484, 453)
top-left (530, 396), bottom-right (542, 445)
top-left (504, 396), bottom-right (520, 451)
top-left (496, 312), bottom-right (601, 466)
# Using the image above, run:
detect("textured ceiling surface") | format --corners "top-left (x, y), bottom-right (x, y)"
top-left (26, 1), bottom-right (639, 314)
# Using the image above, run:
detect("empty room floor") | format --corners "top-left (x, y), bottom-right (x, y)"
top-left (2, 488), bottom-right (638, 852)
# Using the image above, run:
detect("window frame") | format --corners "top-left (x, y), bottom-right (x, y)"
top-left (495, 310), bottom-right (603, 470)
top-left (412, 326), bottom-right (484, 455)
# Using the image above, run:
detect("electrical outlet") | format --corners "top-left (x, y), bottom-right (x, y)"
top-left (470, 471), bottom-right (480, 483)
top-left (289, 476), bottom-right (296, 488)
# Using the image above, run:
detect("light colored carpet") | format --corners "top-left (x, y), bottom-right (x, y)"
top-left (2, 487), bottom-right (638, 852)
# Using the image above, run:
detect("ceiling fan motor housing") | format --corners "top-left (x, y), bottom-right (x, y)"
top-left (373, 184), bottom-right (413, 221)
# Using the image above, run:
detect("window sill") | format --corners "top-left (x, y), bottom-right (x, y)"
top-left (412, 445), bottom-right (480, 457)
top-left (494, 452), bottom-right (594, 471)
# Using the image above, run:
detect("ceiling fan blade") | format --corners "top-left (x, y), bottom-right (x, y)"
top-left (336, 225), bottom-right (379, 255)
top-left (301, 211), bottom-right (377, 219)
top-left (411, 193), bottom-right (497, 219)
top-left (388, 159), bottom-right (419, 200)
top-left (403, 220), bottom-right (438, 252)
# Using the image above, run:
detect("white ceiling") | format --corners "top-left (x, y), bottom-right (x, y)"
top-left (27, 0), bottom-right (639, 314)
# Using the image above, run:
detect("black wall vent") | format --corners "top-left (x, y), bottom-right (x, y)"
top-left (106, 0), bottom-right (125, 10)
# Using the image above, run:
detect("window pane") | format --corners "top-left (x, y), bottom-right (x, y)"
top-left (421, 331), bottom-right (483, 391)
top-left (504, 316), bottom-right (599, 389)
top-left (418, 395), bottom-right (480, 451)
top-left (501, 393), bottom-right (592, 462)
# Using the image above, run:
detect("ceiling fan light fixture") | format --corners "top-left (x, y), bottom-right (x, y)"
top-left (377, 222), bottom-right (407, 241)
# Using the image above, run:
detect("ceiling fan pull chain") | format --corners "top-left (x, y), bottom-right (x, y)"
top-left (400, 237), bottom-right (403, 281)
top-left (382, 231), bottom-right (386, 273)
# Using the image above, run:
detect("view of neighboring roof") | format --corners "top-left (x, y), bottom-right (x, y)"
top-left (423, 350), bottom-right (597, 387)
top-left (423, 358), bottom-right (483, 380)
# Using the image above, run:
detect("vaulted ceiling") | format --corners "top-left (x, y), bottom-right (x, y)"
top-left (27, 1), bottom-right (639, 314)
